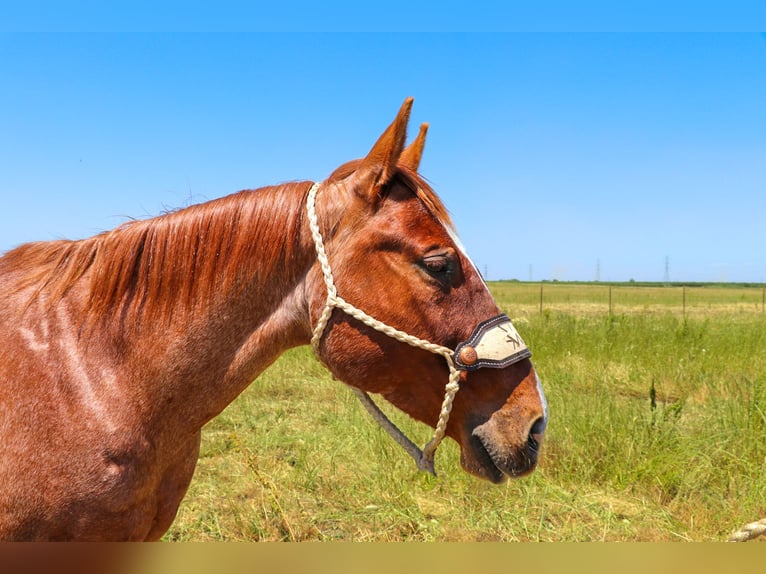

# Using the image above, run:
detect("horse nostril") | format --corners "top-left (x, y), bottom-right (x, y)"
top-left (528, 417), bottom-right (546, 453)
top-left (530, 416), bottom-right (546, 436)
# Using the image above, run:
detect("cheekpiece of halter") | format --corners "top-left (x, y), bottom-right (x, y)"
top-left (453, 314), bottom-right (531, 372)
top-left (306, 180), bottom-right (533, 477)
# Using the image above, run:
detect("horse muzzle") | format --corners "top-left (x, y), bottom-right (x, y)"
top-left (462, 369), bottom-right (548, 483)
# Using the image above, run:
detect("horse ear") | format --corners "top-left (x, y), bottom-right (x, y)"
top-left (356, 97), bottom-right (413, 200)
top-left (399, 123), bottom-right (429, 172)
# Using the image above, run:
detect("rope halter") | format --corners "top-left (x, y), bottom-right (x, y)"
top-left (306, 181), bottom-right (532, 475)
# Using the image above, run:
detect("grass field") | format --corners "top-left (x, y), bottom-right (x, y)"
top-left (163, 283), bottom-right (766, 541)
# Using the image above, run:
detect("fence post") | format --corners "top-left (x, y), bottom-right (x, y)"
top-left (609, 286), bottom-right (613, 316)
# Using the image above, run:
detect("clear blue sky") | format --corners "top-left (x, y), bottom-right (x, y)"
top-left (2, 31), bottom-right (765, 282)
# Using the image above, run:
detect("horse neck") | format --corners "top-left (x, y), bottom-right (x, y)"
top-left (85, 182), bottom-right (319, 428)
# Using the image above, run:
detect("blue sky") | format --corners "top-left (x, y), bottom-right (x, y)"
top-left (2, 32), bottom-right (765, 282)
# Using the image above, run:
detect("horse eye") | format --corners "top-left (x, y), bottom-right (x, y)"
top-left (422, 254), bottom-right (450, 275)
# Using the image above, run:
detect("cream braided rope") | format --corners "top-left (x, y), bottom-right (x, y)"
top-left (728, 518), bottom-right (766, 542)
top-left (306, 182), bottom-right (461, 474)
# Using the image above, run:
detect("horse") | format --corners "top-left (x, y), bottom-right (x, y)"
top-left (0, 98), bottom-right (547, 541)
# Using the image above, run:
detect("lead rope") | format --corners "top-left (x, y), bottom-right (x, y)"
top-left (728, 518), bottom-right (766, 542)
top-left (306, 182), bottom-right (461, 475)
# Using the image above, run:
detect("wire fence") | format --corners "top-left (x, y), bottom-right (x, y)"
top-left (490, 283), bottom-right (766, 318)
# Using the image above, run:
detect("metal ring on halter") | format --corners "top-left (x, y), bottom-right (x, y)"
top-left (305, 181), bottom-right (531, 475)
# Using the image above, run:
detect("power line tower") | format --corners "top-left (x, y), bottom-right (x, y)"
top-left (664, 256), bottom-right (670, 285)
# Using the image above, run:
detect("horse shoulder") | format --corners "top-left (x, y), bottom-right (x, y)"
top-left (0, 291), bottom-right (201, 540)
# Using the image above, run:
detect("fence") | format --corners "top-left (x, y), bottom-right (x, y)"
top-left (489, 282), bottom-right (766, 318)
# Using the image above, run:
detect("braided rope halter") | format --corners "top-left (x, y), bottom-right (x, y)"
top-left (307, 182), bottom-right (459, 474)
top-left (306, 181), bottom-right (532, 475)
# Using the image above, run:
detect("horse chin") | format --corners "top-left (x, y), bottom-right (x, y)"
top-left (459, 426), bottom-right (540, 484)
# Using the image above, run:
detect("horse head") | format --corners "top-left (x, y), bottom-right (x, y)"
top-left (306, 98), bottom-right (547, 483)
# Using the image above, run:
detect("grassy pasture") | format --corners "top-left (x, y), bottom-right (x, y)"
top-left (164, 283), bottom-right (766, 541)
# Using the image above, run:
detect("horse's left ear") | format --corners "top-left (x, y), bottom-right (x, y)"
top-left (400, 123), bottom-right (428, 172)
top-left (356, 97), bottom-right (413, 201)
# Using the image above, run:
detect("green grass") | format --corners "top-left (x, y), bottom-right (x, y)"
top-left (164, 283), bottom-right (766, 541)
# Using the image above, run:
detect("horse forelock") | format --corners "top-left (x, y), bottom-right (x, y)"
top-left (327, 159), bottom-right (455, 236)
top-left (5, 181), bottom-right (313, 330)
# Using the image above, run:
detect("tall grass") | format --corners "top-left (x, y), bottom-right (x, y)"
top-left (164, 284), bottom-right (766, 541)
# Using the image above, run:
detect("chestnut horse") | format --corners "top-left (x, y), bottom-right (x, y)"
top-left (0, 98), bottom-right (547, 541)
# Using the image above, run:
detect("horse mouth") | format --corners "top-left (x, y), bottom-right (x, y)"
top-left (465, 425), bottom-right (541, 483)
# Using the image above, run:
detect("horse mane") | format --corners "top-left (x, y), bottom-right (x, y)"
top-left (8, 181), bottom-right (313, 329)
top-left (6, 164), bottom-right (453, 331)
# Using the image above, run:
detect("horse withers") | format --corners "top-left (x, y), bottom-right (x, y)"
top-left (0, 98), bottom-right (547, 540)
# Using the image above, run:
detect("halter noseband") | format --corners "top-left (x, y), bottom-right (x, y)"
top-left (306, 182), bottom-right (531, 475)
